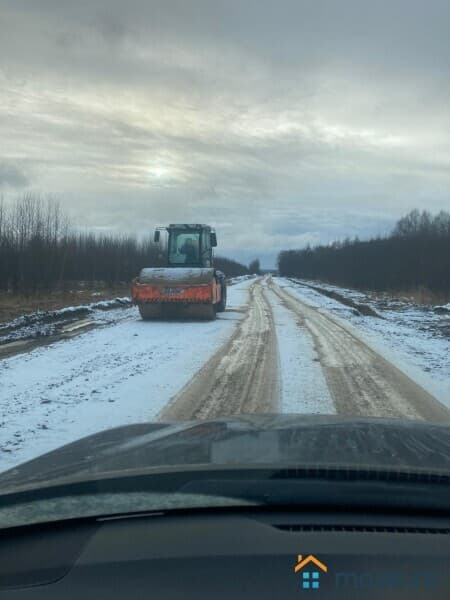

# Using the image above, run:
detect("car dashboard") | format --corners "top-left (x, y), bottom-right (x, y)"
top-left (1, 509), bottom-right (449, 599)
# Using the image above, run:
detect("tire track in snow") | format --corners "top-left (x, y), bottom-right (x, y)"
top-left (263, 283), bottom-right (335, 414)
top-left (159, 281), bottom-right (280, 420)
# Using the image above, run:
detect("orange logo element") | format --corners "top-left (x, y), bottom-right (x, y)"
top-left (294, 554), bottom-right (328, 574)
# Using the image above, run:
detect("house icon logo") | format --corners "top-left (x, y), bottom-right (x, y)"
top-left (294, 554), bottom-right (328, 590)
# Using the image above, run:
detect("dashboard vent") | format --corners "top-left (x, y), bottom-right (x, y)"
top-left (274, 524), bottom-right (450, 534)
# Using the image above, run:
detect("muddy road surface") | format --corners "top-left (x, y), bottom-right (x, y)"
top-left (160, 283), bottom-right (280, 419)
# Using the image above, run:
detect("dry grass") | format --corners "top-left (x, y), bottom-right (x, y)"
top-left (373, 287), bottom-right (449, 306)
top-left (0, 284), bottom-right (130, 325)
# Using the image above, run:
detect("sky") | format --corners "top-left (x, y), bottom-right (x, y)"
top-left (0, 1), bottom-right (449, 267)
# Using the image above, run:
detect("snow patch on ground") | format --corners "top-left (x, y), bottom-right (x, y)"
top-left (434, 303), bottom-right (450, 314)
top-left (264, 284), bottom-right (335, 414)
top-left (227, 274), bottom-right (256, 286)
top-left (276, 278), bottom-right (450, 408)
top-left (0, 280), bottom-right (253, 472)
top-left (0, 297), bottom-right (132, 344)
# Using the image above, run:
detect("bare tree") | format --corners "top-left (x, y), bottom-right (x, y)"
top-left (0, 194), bottom-right (250, 294)
top-left (278, 210), bottom-right (450, 297)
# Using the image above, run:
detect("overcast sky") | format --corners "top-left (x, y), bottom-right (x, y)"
top-left (1, 1), bottom-right (449, 266)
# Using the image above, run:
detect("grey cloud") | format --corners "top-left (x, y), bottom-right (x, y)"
top-left (0, 1), bottom-right (449, 266)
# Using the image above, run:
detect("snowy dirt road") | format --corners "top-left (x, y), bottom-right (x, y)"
top-left (269, 280), bottom-right (450, 422)
top-left (1, 277), bottom-right (449, 471)
top-left (163, 279), bottom-right (449, 422)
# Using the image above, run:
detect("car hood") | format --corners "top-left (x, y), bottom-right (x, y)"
top-left (1, 414), bottom-right (449, 494)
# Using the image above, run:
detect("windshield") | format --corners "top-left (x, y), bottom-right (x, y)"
top-left (168, 231), bottom-right (201, 265)
top-left (0, 0), bottom-right (449, 527)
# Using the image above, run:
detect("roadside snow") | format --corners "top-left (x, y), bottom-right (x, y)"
top-left (276, 278), bottom-right (450, 408)
top-left (0, 280), bottom-right (253, 472)
top-left (264, 283), bottom-right (335, 414)
top-left (434, 303), bottom-right (450, 314)
top-left (0, 297), bottom-right (132, 345)
top-left (227, 274), bottom-right (256, 286)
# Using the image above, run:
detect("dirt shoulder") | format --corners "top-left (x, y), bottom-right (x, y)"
top-left (0, 284), bottom-right (130, 325)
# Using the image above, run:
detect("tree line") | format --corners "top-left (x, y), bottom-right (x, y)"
top-left (248, 259), bottom-right (261, 275)
top-left (0, 195), bottom-right (249, 294)
top-left (278, 210), bottom-right (450, 296)
top-left (215, 256), bottom-right (250, 277)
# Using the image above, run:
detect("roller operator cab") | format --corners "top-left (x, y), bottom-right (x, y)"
top-left (131, 224), bottom-right (227, 320)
